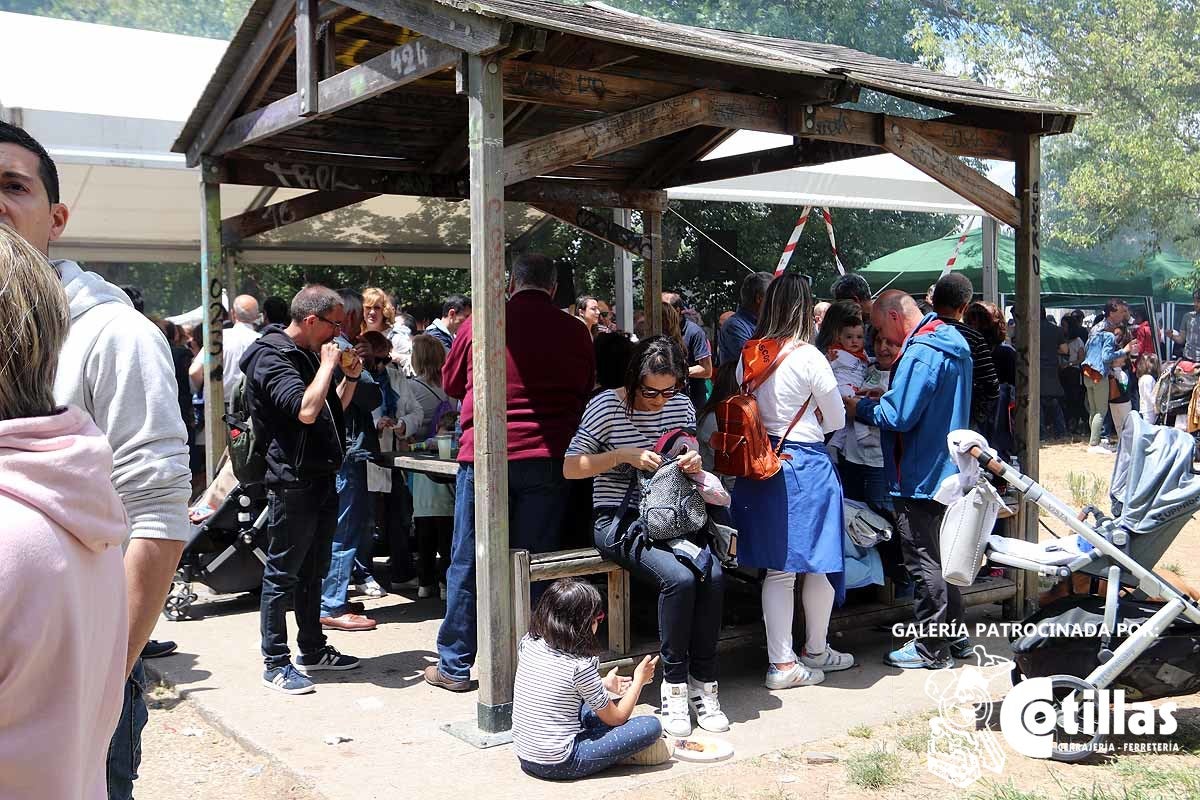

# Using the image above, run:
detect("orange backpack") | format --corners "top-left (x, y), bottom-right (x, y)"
top-left (710, 339), bottom-right (812, 480)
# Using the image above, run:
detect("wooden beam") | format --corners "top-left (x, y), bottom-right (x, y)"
top-left (218, 157), bottom-right (667, 209)
top-left (501, 61), bottom-right (689, 112)
top-left (296, 0), bottom-right (319, 116)
top-left (645, 210), bottom-right (663, 335)
top-left (222, 189), bottom-right (378, 245)
top-left (530, 202), bottom-right (652, 260)
top-left (339, 0), bottom-right (511, 54)
top-left (213, 36), bottom-right (461, 156)
top-left (199, 162), bottom-right (226, 481)
top-left (187, 0), bottom-right (294, 166)
top-left (668, 140), bottom-right (881, 187)
top-left (631, 125), bottom-right (733, 188)
top-left (1013, 133), bottom-right (1042, 617)
top-left (466, 52), bottom-right (513, 735)
top-left (883, 117), bottom-right (1020, 227)
top-left (504, 91), bottom-right (710, 186)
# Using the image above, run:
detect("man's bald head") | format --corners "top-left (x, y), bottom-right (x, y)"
top-left (871, 290), bottom-right (924, 346)
top-left (232, 294), bottom-right (260, 324)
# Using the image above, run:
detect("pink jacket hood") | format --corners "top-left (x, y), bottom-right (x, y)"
top-left (0, 406), bottom-right (128, 550)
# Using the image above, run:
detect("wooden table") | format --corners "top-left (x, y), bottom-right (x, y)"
top-left (386, 452), bottom-right (461, 479)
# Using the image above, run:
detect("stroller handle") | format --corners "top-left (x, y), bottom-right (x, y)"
top-left (968, 445), bottom-right (1006, 478)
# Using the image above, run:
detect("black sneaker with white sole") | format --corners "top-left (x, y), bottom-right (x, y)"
top-left (295, 645), bottom-right (360, 674)
top-left (262, 663), bottom-right (315, 695)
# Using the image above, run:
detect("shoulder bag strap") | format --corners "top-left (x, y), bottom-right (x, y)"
top-left (774, 395), bottom-right (814, 456)
top-left (743, 340), bottom-right (798, 395)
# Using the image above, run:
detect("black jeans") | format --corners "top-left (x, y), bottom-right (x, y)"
top-left (260, 476), bottom-right (339, 668)
top-left (594, 510), bottom-right (723, 684)
top-left (894, 497), bottom-right (962, 661)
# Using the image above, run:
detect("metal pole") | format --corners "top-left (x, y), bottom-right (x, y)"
top-left (199, 160), bottom-right (226, 482)
top-left (466, 52), bottom-right (512, 738)
top-left (613, 208), bottom-right (634, 333)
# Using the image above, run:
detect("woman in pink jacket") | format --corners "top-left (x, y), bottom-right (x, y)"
top-left (0, 225), bottom-right (129, 799)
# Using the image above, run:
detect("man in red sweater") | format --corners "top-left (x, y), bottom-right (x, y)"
top-left (425, 253), bottom-right (595, 692)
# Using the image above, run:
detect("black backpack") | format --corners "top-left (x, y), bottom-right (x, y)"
top-left (223, 351), bottom-right (267, 486)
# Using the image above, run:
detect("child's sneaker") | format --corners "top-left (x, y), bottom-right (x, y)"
top-left (764, 662), bottom-right (825, 690)
top-left (800, 646), bottom-right (855, 673)
top-left (618, 735), bottom-right (674, 766)
top-left (687, 677), bottom-right (730, 732)
top-left (660, 682), bottom-right (693, 737)
top-left (262, 663), bottom-right (314, 695)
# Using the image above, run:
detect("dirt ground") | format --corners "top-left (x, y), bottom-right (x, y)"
top-left (137, 441), bottom-right (1200, 800)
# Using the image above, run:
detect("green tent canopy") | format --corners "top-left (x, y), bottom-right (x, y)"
top-left (858, 229), bottom-right (1155, 308)
top-left (1134, 253), bottom-right (1197, 304)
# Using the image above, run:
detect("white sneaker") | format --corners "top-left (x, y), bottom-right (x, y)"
top-left (1087, 445), bottom-right (1115, 454)
top-left (660, 682), bottom-right (693, 737)
top-left (354, 577), bottom-right (387, 598)
top-left (764, 662), bottom-right (825, 690)
top-left (687, 677), bottom-right (730, 732)
top-left (800, 646), bottom-right (855, 673)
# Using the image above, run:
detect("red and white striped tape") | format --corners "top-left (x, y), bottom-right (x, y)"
top-left (775, 206), bottom-right (812, 275)
top-left (775, 206), bottom-right (845, 276)
top-left (940, 219), bottom-right (978, 277)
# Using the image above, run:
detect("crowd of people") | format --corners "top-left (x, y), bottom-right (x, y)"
top-left (3, 111), bottom-right (1192, 794)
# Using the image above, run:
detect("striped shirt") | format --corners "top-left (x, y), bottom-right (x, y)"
top-left (511, 635), bottom-right (611, 764)
top-left (566, 389), bottom-right (696, 508)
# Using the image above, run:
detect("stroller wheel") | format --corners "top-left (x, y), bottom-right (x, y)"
top-left (163, 581), bottom-right (197, 621)
top-left (1046, 675), bottom-right (1106, 762)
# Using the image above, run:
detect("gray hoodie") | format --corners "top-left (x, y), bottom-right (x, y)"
top-left (52, 260), bottom-right (192, 544)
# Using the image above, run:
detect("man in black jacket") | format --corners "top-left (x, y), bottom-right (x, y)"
top-left (242, 284), bottom-right (364, 695)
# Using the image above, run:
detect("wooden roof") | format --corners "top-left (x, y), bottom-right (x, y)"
top-left (173, 0), bottom-right (1081, 218)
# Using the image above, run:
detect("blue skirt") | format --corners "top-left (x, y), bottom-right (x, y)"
top-left (731, 439), bottom-right (846, 605)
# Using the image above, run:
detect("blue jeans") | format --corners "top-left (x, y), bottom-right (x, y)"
top-left (519, 709), bottom-right (663, 780)
top-left (106, 660), bottom-right (147, 800)
top-left (595, 511), bottom-right (723, 685)
top-left (435, 459), bottom-right (569, 682)
top-left (261, 477), bottom-right (338, 668)
top-left (322, 459), bottom-right (371, 616)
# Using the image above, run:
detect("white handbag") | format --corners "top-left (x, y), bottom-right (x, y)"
top-left (940, 479), bottom-right (1002, 587)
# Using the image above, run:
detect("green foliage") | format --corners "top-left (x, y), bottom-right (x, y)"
top-left (844, 747), bottom-right (904, 789)
top-left (3, 0), bottom-right (252, 39)
top-left (916, 1), bottom-right (1200, 261)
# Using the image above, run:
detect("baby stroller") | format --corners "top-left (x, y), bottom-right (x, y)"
top-left (958, 412), bottom-right (1200, 760)
top-left (164, 458), bottom-right (269, 620)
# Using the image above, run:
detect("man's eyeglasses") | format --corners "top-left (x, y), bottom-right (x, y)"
top-left (638, 384), bottom-right (683, 399)
top-left (314, 315), bottom-right (343, 329)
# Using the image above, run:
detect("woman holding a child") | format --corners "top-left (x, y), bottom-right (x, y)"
top-left (730, 273), bottom-right (853, 690)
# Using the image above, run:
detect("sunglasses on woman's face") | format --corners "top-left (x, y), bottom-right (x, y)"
top-left (638, 384), bottom-right (683, 399)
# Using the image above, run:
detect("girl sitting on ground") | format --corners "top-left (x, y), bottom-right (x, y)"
top-left (512, 579), bottom-right (668, 780)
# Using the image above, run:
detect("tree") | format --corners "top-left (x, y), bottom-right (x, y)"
top-left (915, 0), bottom-right (1200, 261)
top-left (5, 0), bottom-right (251, 39)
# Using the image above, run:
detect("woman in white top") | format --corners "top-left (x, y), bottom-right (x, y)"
top-left (729, 273), bottom-right (853, 690)
top-left (363, 287), bottom-right (413, 375)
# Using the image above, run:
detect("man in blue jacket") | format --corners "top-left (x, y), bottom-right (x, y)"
top-left (847, 290), bottom-right (973, 669)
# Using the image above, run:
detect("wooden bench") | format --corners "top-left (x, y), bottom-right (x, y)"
top-left (511, 548), bottom-right (631, 655)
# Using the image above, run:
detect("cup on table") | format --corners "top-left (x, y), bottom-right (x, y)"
top-left (436, 434), bottom-right (453, 460)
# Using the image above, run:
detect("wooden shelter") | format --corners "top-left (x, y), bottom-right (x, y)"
top-left (175, 0), bottom-right (1082, 740)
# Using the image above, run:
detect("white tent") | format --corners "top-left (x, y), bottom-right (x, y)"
top-left (669, 131), bottom-right (1014, 214)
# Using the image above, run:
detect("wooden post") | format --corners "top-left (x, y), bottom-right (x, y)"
top-left (645, 209), bottom-right (664, 335)
top-left (295, 0), bottom-right (319, 116)
top-left (199, 162), bottom-right (227, 482)
top-left (467, 51), bottom-right (512, 736)
top-left (981, 216), bottom-right (999, 306)
top-left (1013, 134), bottom-right (1041, 616)
top-left (606, 569), bottom-right (631, 655)
top-left (511, 549), bottom-right (531, 656)
top-left (613, 208), bottom-right (634, 333)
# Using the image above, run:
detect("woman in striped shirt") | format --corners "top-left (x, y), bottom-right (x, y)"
top-left (565, 336), bottom-right (729, 739)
